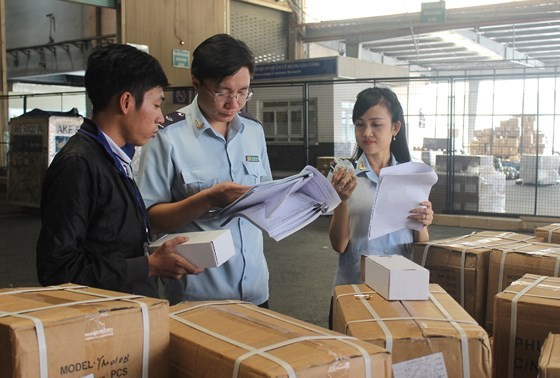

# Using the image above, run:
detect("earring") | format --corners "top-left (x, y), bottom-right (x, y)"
top-left (393, 135), bottom-right (396, 141)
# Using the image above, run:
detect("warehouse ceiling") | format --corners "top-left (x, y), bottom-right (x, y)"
top-left (300, 0), bottom-right (560, 75)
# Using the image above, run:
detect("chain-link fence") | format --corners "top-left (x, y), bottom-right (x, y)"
top-left (2, 72), bottom-right (559, 217)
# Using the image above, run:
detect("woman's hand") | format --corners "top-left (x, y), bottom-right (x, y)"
top-left (408, 200), bottom-right (434, 227)
top-left (331, 168), bottom-right (357, 201)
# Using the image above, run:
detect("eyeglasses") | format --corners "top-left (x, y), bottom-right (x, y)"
top-left (202, 83), bottom-right (254, 103)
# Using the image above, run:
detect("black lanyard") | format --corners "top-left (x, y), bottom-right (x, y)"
top-left (78, 127), bottom-right (152, 247)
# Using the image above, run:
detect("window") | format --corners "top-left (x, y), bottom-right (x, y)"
top-left (261, 99), bottom-right (318, 143)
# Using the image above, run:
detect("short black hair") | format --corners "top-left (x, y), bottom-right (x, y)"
top-left (191, 34), bottom-right (255, 84)
top-left (84, 43), bottom-right (170, 114)
top-left (351, 87), bottom-right (411, 163)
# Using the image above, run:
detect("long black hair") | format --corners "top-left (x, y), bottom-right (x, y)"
top-left (350, 87), bottom-right (411, 164)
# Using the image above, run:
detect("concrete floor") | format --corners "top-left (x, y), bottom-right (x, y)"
top-left (0, 194), bottom-right (486, 329)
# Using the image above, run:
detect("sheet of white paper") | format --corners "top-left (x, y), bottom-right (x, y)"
top-left (297, 165), bottom-right (341, 212)
top-left (217, 165), bottom-right (341, 240)
top-left (217, 170), bottom-right (309, 217)
top-left (368, 161), bottom-right (438, 240)
top-left (392, 352), bottom-right (448, 378)
top-left (220, 193), bottom-right (321, 241)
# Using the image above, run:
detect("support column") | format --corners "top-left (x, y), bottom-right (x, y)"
top-left (0, 0), bottom-right (7, 168)
top-left (345, 37), bottom-right (360, 58)
top-left (467, 79), bottom-right (480, 153)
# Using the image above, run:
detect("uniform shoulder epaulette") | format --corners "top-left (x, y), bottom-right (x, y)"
top-left (238, 111), bottom-right (262, 125)
top-left (161, 111), bottom-right (186, 128)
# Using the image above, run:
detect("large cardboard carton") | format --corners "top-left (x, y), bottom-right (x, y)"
top-left (361, 255), bottom-right (429, 300)
top-left (169, 300), bottom-right (391, 377)
top-left (539, 333), bottom-right (560, 378)
top-left (535, 223), bottom-right (560, 244)
top-left (486, 242), bottom-right (560, 332)
top-left (413, 231), bottom-right (542, 326)
top-left (149, 229), bottom-right (235, 268)
top-left (493, 274), bottom-right (560, 378)
top-left (333, 283), bottom-right (492, 378)
top-left (0, 284), bottom-right (169, 378)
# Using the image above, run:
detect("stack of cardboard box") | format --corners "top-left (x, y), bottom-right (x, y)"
top-left (469, 115), bottom-right (545, 161)
top-left (431, 155), bottom-right (506, 213)
top-left (486, 242), bottom-right (560, 332)
top-left (493, 274), bottom-right (560, 378)
top-left (412, 231), bottom-right (542, 327)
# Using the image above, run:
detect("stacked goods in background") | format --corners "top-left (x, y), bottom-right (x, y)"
top-left (519, 155), bottom-right (560, 185)
top-left (7, 110), bottom-right (82, 207)
top-left (0, 284), bottom-right (169, 378)
top-left (535, 223), bottom-right (560, 244)
top-left (469, 115), bottom-right (545, 161)
top-left (430, 154), bottom-right (506, 213)
top-left (539, 333), bottom-right (560, 378)
top-left (486, 242), bottom-right (560, 332)
top-left (493, 274), bottom-right (560, 378)
top-left (333, 283), bottom-right (492, 378)
top-left (412, 231), bottom-right (542, 327)
top-left (168, 300), bottom-right (391, 377)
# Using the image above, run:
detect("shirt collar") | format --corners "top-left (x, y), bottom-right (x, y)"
top-left (356, 153), bottom-right (398, 181)
top-left (102, 131), bottom-right (134, 179)
top-left (190, 95), bottom-right (244, 140)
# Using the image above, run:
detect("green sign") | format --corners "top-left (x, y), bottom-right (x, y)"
top-left (173, 49), bottom-right (190, 69)
top-left (421, 1), bottom-right (446, 23)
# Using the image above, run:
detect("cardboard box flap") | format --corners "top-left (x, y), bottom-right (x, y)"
top-left (334, 284), bottom-right (485, 341)
top-left (498, 274), bottom-right (560, 301)
top-left (415, 231), bottom-right (543, 265)
top-left (0, 284), bottom-right (164, 329)
top-left (170, 300), bottom-right (390, 377)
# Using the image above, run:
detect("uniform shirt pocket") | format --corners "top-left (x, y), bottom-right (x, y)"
top-left (180, 169), bottom-right (219, 196)
top-left (242, 160), bottom-right (267, 185)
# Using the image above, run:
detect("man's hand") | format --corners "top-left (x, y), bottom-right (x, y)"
top-left (206, 181), bottom-right (251, 208)
top-left (147, 236), bottom-right (203, 279)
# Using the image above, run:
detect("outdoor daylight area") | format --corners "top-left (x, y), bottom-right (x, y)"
top-left (2, 1), bottom-right (560, 378)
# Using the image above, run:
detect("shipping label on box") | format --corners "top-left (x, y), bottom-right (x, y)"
top-left (169, 300), bottom-right (391, 377)
top-left (535, 223), bottom-right (560, 244)
top-left (413, 231), bottom-right (542, 327)
top-left (539, 333), bottom-right (560, 378)
top-left (0, 284), bottom-right (169, 378)
top-left (493, 274), bottom-right (560, 378)
top-left (150, 229), bottom-right (235, 268)
top-left (361, 255), bottom-right (429, 300)
top-left (486, 243), bottom-right (560, 332)
top-left (333, 283), bottom-right (492, 378)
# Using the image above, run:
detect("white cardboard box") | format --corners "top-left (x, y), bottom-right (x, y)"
top-left (361, 255), bottom-right (429, 300)
top-left (149, 229), bottom-right (235, 268)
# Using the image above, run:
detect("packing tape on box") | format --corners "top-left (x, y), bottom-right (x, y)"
top-left (546, 225), bottom-right (560, 243)
top-left (170, 300), bottom-right (373, 378)
top-left (0, 285), bottom-right (151, 378)
top-left (341, 285), bottom-right (478, 378)
top-left (504, 275), bottom-right (548, 378)
top-left (421, 233), bottom-right (537, 308)
top-left (497, 247), bottom-right (560, 293)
